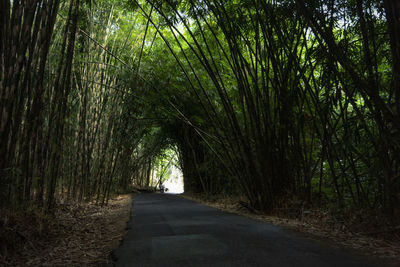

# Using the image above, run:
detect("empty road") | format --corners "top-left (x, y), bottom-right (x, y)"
top-left (113, 193), bottom-right (379, 267)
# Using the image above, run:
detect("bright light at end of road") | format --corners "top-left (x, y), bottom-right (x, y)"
top-left (163, 164), bottom-right (184, 194)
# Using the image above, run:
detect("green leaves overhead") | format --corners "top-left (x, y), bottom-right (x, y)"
top-left (1, 0), bottom-right (399, 219)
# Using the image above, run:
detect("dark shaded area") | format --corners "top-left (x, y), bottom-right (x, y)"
top-left (113, 193), bottom-right (381, 267)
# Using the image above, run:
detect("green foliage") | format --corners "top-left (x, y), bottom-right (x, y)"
top-left (1, 0), bottom-right (399, 221)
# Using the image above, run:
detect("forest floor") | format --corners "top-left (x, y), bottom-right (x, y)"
top-left (182, 193), bottom-right (400, 264)
top-left (0, 194), bottom-right (132, 266)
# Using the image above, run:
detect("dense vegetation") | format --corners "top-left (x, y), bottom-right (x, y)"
top-left (1, 0), bottom-right (399, 224)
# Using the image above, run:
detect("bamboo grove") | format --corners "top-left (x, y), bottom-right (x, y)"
top-left (1, 0), bottom-right (400, 220)
top-left (0, 0), bottom-right (160, 210)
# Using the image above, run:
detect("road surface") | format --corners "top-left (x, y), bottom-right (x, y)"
top-left (113, 193), bottom-right (379, 267)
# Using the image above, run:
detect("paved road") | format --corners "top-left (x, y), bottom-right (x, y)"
top-left (113, 193), bottom-right (379, 267)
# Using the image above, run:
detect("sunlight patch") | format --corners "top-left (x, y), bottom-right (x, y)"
top-left (163, 164), bottom-right (184, 194)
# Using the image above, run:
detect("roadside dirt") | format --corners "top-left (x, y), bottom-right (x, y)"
top-left (182, 193), bottom-right (400, 265)
top-left (0, 194), bottom-right (132, 266)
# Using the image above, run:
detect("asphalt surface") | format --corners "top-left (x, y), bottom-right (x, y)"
top-left (113, 193), bottom-right (379, 267)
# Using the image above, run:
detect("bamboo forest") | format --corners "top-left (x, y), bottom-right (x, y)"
top-left (1, 0), bottom-right (400, 265)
